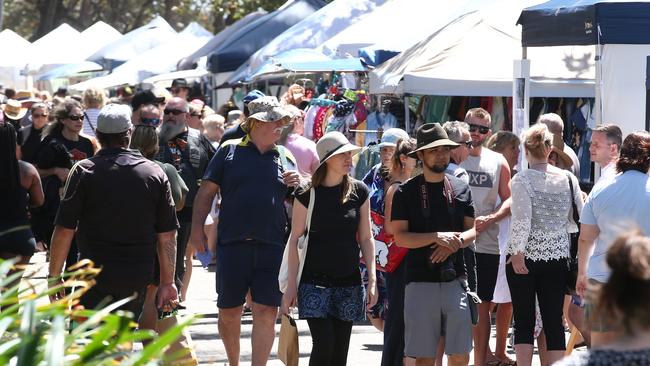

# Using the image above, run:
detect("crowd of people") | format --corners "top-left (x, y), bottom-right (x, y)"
top-left (1, 79), bottom-right (649, 366)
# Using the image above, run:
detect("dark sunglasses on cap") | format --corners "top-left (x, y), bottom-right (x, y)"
top-left (164, 109), bottom-right (185, 116)
top-left (468, 124), bottom-right (490, 134)
top-left (67, 115), bottom-right (84, 121)
top-left (141, 117), bottom-right (161, 127)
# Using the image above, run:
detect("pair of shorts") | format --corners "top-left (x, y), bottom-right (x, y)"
top-left (404, 281), bottom-right (473, 357)
top-left (584, 279), bottom-right (617, 332)
top-left (216, 241), bottom-right (283, 308)
top-left (476, 252), bottom-right (500, 302)
top-left (0, 223), bottom-right (36, 257)
top-left (360, 263), bottom-right (387, 319)
top-left (298, 282), bottom-right (365, 322)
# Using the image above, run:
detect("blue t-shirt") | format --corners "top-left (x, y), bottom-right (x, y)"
top-left (203, 135), bottom-right (296, 246)
top-left (580, 170), bottom-right (650, 282)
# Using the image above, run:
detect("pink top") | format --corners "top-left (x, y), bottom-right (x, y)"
top-left (284, 134), bottom-right (319, 176)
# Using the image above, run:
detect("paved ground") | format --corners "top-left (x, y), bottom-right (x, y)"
top-left (24, 253), bottom-right (584, 365)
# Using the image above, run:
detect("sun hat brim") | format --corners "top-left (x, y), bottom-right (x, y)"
top-left (407, 139), bottom-right (459, 158)
top-left (4, 108), bottom-right (27, 121)
top-left (551, 146), bottom-right (574, 168)
top-left (246, 107), bottom-right (292, 123)
top-left (316, 143), bottom-right (363, 170)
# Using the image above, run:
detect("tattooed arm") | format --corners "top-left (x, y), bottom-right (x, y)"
top-left (156, 230), bottom-right (179, 310)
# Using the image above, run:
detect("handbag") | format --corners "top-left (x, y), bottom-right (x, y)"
top-left (279, 188), bottom-right (315, 293)
top-left (565, 173), bottom-right (581, 295)
top-left (360, 211), bottom-right (409, 273)
top-left (277, 314), bottom-right (299, 366)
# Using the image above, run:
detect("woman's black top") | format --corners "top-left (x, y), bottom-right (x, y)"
top-left (295, 179), bottom-right (369, 286)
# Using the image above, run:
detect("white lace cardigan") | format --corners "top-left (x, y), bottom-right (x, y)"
top-left (507, 168), bottom-right (584, 261)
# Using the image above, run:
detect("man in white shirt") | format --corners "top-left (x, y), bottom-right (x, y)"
top-left (443, 121), bottom-right (471, 184)
top-left (589, 123), bottom-right (622, 187)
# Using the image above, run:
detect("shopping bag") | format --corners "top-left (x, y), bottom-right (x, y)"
top-left (158, 315), bottom-right (199, 366)
top-left (278, 314), bottom-right (299, 366)
top-left (279, 188), bottom-right (315, 293)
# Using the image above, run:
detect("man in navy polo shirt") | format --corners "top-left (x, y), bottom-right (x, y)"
top-left (189, 96), bottom-right (301, 366)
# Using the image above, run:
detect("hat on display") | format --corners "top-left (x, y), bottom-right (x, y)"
top-left (243, 89), bottom-right (265, 105)
top-left (551, 133), bottom-right (574, 169)
top-left (246, 96), bottom-right (291, 123)
top-left (3, 99), bottom-right (27, 120)
top-left (316, 131), bottom-right (362, 170)
top-left (408, 123), bottom-right (459, 157)
top-left (171, 78), bottom-right (189, 89)
top-left (97, 103), bottom-right (133, 134)
top-left (378, 128), bottom-right (410, 148)
top-left (131, 89), bottom-right (166, 111)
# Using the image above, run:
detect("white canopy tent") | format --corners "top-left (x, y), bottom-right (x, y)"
top-left (246, 0), bottom-right (385, 73)
top-left (24, 23), bottom-right (82, 73)
top-left (370, 6), bottom-right (595, 97)
top-left (70, 22), bottom-right (212, 91)
top-left (87, 16), bottom-right (177, 70)
top-left (0, 30), bottom-right (31, 88)
top-left (321, 0), bottom-right (498, 59)
top-left (77, 21), bottom-right (123, 59)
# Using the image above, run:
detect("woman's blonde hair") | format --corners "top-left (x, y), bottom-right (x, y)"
top-left (82, 87), bottom-right (107, 109)
top-left (522, 123), bottom-right (552, 160)
top-left (487, 131), bottom-right (520, 154)
top-left (129, 125), bottom-right (159, 159)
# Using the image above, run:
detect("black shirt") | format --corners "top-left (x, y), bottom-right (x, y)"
top-left (55, 148), bottom-right (178, 282)
top-left (391, 174), bottom-right (475, 283)
top-left (295, 179), bottom-right (369, 284)
top-left (18, 125), bottom-right (44, 164)
top-left (37, 132), bottom-right (95, 169)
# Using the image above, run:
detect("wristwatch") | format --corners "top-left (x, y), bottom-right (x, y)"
top-left (459, 237), bottom-right (465, 246)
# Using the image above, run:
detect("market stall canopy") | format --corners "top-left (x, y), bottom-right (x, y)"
top-left (518, 0), bottom-right (650, 47)
top-left (321, 0), bottom-right (497, 61)
top-left (0, 29), bottom-right (31, 67)
top-left (37, 61), bottom-right (103, 81)
top-left (24, 23), bottom-right (81, 72)
top-left (141, 68), bottom-right (209, 88)
top-left (247, 0), bottom-right (385, 73)
top-left (177, 10), bottom-right (267, 70)
top-left (78, 21), bottom-right (122, 58)
top-left (69, 23), bottom-right (211, 91)
top-left (371, 4), bottom-right (595, 97)
top-left (207, 0), bottom-right (327, 73)
top-left (87, 16), bottom-right (177, 69)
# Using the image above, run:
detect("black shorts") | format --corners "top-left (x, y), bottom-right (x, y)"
top-left (476, 252), bottom-right (500, 302)
top-left (216, 241), bottom-right (283, 308)
top-left (0, 223), bottom-right (36, 257)
top-left (463, 248), bottom-right (477, 293)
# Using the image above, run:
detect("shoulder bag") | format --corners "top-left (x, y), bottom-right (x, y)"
top-left (278, 188), bottom-right (315, 293)
top-left (565, 172), bottom-right (581, 295)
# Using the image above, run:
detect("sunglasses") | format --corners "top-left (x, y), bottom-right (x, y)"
top-left (141, 117), bottom-right (161, 127)
top-left (468, 124), bottom-right (490, 134)
top-left (164, 109), bottom-right (185, 116)
top-left (67, 115), bottom-right (84, 121)
top-left (462, 140), bottom-right (473, 148)
top-left (32, 113), bottom-right (48, 118)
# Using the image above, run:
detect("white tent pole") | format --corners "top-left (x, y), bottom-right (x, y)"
top-left (513, 48), bottom-right (530, 172)
top-left (594, 28), bottom-right (603, 126)
top-left (404, 95), bottom-right (410, 134)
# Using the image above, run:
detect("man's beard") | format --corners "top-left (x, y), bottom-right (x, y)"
top-left (424, 161), bottom-right (449, 174)
top-left (158, 122), bottom-right (185, 142)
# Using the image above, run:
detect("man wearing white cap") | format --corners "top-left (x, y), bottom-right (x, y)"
top-left (48, 103), bottom-right (180, 319)
top-left (189, 96), bottom-right (302, 366)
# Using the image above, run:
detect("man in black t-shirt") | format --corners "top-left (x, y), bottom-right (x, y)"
top-left (391, 123), bottom-right (477, 366)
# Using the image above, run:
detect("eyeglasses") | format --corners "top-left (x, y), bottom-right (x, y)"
top-left (468, 124), bottom-right (490, 134)
top-left (462, 140), bottom-right (473, 148)
top-left (67, 115), bottom-right (84, 121)
top-left (164, 109), bottom-right (185, 116)
top-left (32, 113), bottom-right (48, 118)
top-left (141, 117), bottom-right (161, 127)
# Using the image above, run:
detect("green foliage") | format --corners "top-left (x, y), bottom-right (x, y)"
top-left (0, 258), bottom-right (195, 365)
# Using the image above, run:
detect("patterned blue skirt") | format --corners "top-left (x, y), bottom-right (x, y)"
top-left (298, 282), bottom-right (365, 322)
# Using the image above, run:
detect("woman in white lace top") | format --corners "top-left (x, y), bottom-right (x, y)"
top-left (506, 124), bottom-right (583, 366)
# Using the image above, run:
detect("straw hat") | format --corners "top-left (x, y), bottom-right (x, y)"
top-left (315, 131), bottom-right (362, 170)
top-left (3, 99), bottom-right (27, 120)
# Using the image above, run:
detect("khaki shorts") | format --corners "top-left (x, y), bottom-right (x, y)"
top-left (584, 279), bottom-right (619, 333)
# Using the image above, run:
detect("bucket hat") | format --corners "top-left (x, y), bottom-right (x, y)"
top-left (408, 123), bottom-right (459, 157)
top-left (315, 131), bottom-right (362, 170)
top-left (551, 133), bottom-right (574, 168)
top-left (246, 96), bottom-right (291, 123)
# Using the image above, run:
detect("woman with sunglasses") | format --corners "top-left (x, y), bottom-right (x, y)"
top-left (19, 102), bottom-right (51, 164)
top-left (34, 99), bottom-right (95, 269)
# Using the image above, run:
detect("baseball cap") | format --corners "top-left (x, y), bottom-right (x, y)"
top-left (171, 78), bottom-right (189, 89)
top-left (379, 128), bottom-right (409, 148)
top-left (97, 104), bottom-right (133, 134)
top-left (243, 90), bottom-right (265, 105)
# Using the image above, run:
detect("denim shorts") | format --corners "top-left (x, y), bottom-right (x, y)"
top-left (298, 282), bottom-right (365, 322)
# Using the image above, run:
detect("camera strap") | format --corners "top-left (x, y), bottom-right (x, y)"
top-left (418, 174), bottom-right (456, 231)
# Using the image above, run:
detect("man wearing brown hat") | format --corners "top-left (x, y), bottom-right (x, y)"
top-left (170, 78), bottom-right (190, 101)
top-left (3, 99), bottom-right (28, 130)
top-left (189, 96), bottom-right (301, 366)
top-left (391, 123), bottom-right (477, 366)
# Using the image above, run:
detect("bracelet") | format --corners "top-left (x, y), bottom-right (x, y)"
top-left (459, 237), bottom-right (465, 246)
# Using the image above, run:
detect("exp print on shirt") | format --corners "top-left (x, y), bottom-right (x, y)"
top-left (466, 170), bottom-right (494, 188)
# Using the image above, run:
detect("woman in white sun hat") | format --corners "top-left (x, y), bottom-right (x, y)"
top-left (281, 131), bottom-right (378, 366)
